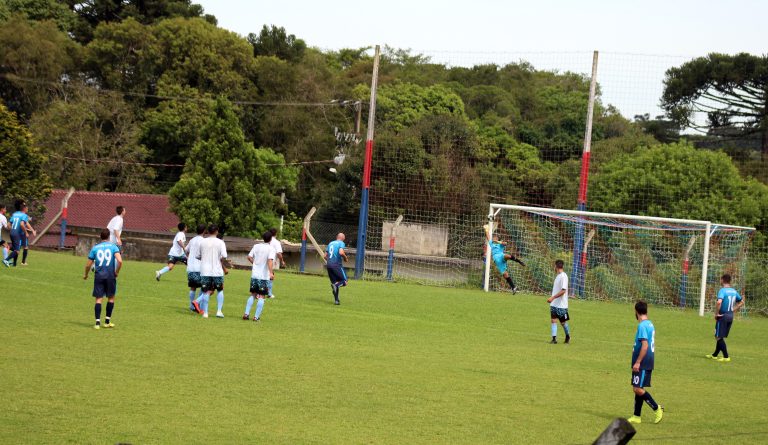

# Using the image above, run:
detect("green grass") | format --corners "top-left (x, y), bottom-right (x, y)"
top-left (2, 251), bottom-right (768, 444)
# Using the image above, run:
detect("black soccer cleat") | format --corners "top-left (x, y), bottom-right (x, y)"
top-left (549, 338), bottom-right (557, 344)
top-left (242, 314), bottom-right (249, 320)
top-left (565, 335), bottom-right (571, 344)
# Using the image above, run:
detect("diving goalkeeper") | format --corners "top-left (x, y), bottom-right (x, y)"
top-left (485, 227), bottom-right (525, 293)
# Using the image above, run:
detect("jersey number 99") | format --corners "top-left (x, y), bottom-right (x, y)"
top-left (96, 249), bottom-right (113, 267)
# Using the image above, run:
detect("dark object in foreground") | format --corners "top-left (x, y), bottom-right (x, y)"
top-left (592, 418), bottom-right (636, 445)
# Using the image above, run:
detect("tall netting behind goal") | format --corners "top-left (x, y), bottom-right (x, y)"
top-left (486, 205), bottom-right (755, 314)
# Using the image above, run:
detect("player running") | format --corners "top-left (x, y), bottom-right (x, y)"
top-left (486, 230), bottom-right (525, 293)
top-left (324, 233), bottom-right (348, 305)
top-left (705, 273), bottom-right (744, 363)
top-left (627, 300), bottom-right (664, 425)
top-left (184, 224), bottom-right (206, 311)
top-left (4, 200), bottom-right (36, 268)
top-left (192, 224), bottom-right (228, 318)
top-left (243, 230), bottom-right (276, 322)
top-left (83, 229), bottom-right (123, 330)
top-left (155, 223), bottom-right (188, 281)
top-left (547, 259), bottom-right (571, 344)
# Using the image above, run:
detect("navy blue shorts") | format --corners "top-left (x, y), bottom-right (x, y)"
top-left (631, 370), bottom-right (652, 388)
top-left (201, 276), bottom-right (224, 292)
top-left (715, 318), bottom-right (733, 338)
top-left (250, 278), bottom-right (270, 296)
top-left (168, 255), bottom-right (187, 265)
top-left (327, 265), bottom-right (347, 287)
top-left (93, 277), bottom-right (117, 298)
top-left (550, 307), bottom-right (570, 322)
top-left (10, 233), bottom-right (23, 251)
top-left (187, 271), bottom-right (201, 288)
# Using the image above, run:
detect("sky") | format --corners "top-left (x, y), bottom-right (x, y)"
top-left (197, 0), bottom-right (767, 119)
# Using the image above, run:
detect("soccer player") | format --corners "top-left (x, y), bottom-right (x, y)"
top-left (0, 204), bottom-right (9, 260)
top-left (547, 259), bottom-right (571, 344)
top-left (706, 273), bottom-right (744, 363)
top-left (323, 233), bottom-right (348, 305)
top-left (107, 206), bottom-right (125, 248)
top-left (267, 227), bottom-right (284, 298)
top-left (486, 231), bottom-right (525, 293)
top-left (83, 229), bottom-right (122, 329)
top-left (184, 224), bottom-right (206, 311)
top-left (243, 230), bottom-right (276, 322)
top-left (4, 200), bottom-right (36, 268)
top-left (627, 300), bottom-right (664, 425)
top-left (155, 223), bottom-right (188, 281)
top-left (192, 224), bottom-right (228, 318)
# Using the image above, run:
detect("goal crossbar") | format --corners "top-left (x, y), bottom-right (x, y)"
top-left (485, 204), bottom-right (755, 316)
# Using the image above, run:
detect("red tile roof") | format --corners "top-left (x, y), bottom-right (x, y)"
top-left (38, 189), bottom-right (179, 236)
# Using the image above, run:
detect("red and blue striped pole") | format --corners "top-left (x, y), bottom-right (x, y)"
top-left (571, 51), bottom-right (599, 298)
top-left (300, 227), bottom-right (307, 273)
top-left (354, 45), bottom-right (381, 280)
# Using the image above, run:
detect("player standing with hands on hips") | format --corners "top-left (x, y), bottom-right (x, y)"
top-left (84, 229), bottom-right (123, 329)
top-left (706, 273), bottom-right (744, 362)
top-left (627, 300), bottom-right (664, 424)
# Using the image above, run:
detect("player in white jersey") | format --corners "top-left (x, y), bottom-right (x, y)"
top-left (155, 223), bottom-right (187, 281)
top-left (0, 204), bottom-right (9, 260)
top-left (267, 227), bottom-right (284, 298)
top-left (547, 259), bottom-right (571, 344)
top-left (191, 224), bottom-right (228, 318)
top-left (243, 230), bottom-right (276, 322)
top-left (184, 224), bottom-right (207, 311)
top-left (107, 206), bottom-right (125, 247)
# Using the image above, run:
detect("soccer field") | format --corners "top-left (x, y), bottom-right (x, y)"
top-left (1, 251), bottom-right (767, 444)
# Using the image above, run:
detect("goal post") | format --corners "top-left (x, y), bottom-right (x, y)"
top-left (485, 204), bottom-right (755, 316)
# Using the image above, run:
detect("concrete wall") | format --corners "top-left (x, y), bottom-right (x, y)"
top-left (380, 222), bottom-right (448, 256)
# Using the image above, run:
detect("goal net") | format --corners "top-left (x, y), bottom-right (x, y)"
top-left (485, 204), bottom-right (755, 315)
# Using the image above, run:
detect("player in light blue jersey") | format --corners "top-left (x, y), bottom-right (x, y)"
top-left (83, 229), bottom-right (123, 329)
top-left (324, 233), bottom-right (348, 305)
top-left (486, 230), bottom-right (525, 293)
top-left (628, 300), bottom-right (664, 425)
top-left (706, 274), bottom-right (744, 363)
top-left (4, 200), bottom-right (36, 268)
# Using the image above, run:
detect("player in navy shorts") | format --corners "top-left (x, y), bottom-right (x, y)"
top-left (84, 229), bottom-right (123, 329)
top-left (324, 233), bottom-right (349, 305)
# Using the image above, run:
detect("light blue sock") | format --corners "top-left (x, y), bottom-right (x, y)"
top-left (188, 290), bottom-right (195, 308)
top-left (217, 291), bottom-right (224, 312)
top-left (267, 280), bottom-right (273, 296)
top-left (563, 322), bottom-right (570, 336)
top-left (195, 292), bottom-right (205, 304)
top-left (159, 266), bottom-right (170, 275)
top-left (202, 293), bottom-right (210, 313)
top-left (551, 322), bottom-right (557, 337)
top-left (254, 298), bottom-right (265, 319)
top-left (2, 247), bottom-right (7, 260)
top-left (244, 296), bottom-right (254, 315)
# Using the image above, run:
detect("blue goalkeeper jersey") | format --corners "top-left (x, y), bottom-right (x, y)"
top-left (489, 241), bottom-right (505, 258)
top-left (717, 287), bottom-right (742, 316)
top-left (88, 242), bottom-right (120, 279)
top-left (9, 211), bottom-right (29, 236)
top-left (631, 319), bottom-right (655, 370)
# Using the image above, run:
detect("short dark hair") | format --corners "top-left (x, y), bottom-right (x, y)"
top-left (100, 228), bottom-right (110, 240)
top-left (197, 223), bottom-right (207, 235)
top-left (555, 259), bottom-right (564, 269)
top-left (0, 203), bottom-right (5, 211)
top-left (178, 222), bottom-right (187, 231)
top-left (116, 206), bottom-right (124, 215)
top-left (14, 199), bottom-right (25, 211)
top-left (721, 273), bottom-right (732, 284)
top-left (635, 300), bottom-right (648, 315)
top-left (270, 227), bottom-right (278, 236)
top-left (262, 231), bottom-right (273, 243)
top-left (207, 224), bottom-right (218, 234)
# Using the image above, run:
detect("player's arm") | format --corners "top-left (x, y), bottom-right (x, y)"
top-left (113, 228), bottom-right (122, 246)
top-left (83, 259), bottom-right (94, 280)
top-left (247, 253), bottom-right (255, 264)
top-left (277, 251), bottom-right (285, 267)
top-left (114, 252), bottom-right (122, 277)
top-left (268, 257), bottom-right (274, 280)
top-left (339, 247), bottom-right (348, 262)
top-left (177, 238), bottom-right (185, 250)
top-left (715, 298), bottom-right (723, 319)
top-left (633, 340), bottom-right (648, 372)
top-left (23, 220), bottom-right (36, 237)
top-left (735, 295), bottom-right (745, 312)
top-left (220, 257), bottom-right (229, 275)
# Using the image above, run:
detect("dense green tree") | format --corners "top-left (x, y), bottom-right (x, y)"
top-left (3, 0), bottom-right (79, 32)
top-left (30, 88), bottom-right (154, 192)
top-left (633, 113), bottom-right (681, 143)
top-left (590, 141), bottom-right (768, 230)
top-left (662, 53), bottom-right (768, 157)
top-left (0, 17), bottom-right (81, 118)
top-left (247, 25), bottom-right (306, 63)
top-left (0, 102), bottom-right (52, 206)
top-left (169, 97), bottom-right (298, 236)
